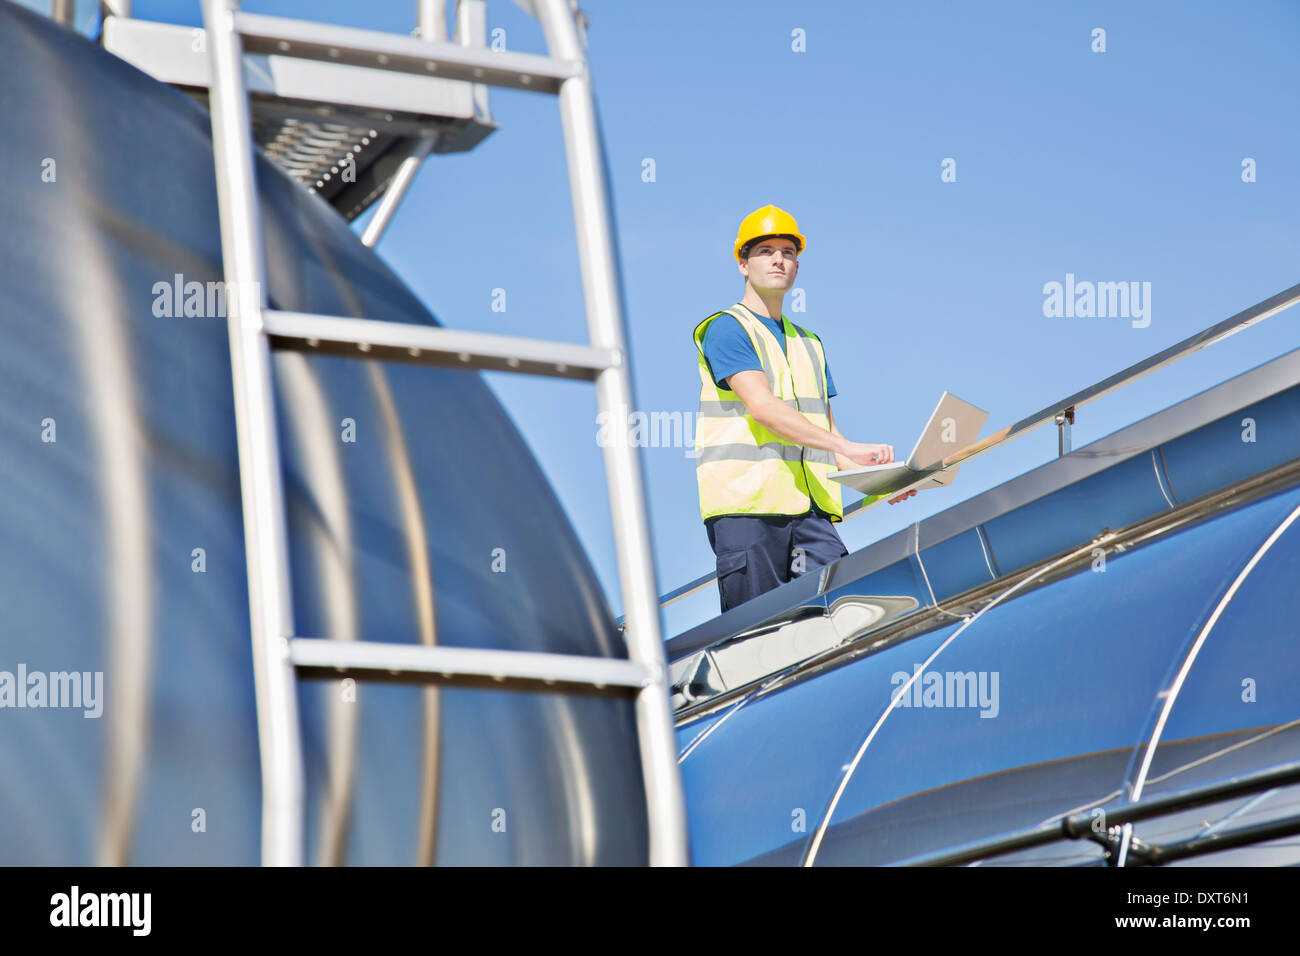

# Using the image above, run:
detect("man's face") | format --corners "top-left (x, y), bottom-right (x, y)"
top-left (739, 236), bottom-right (799, 292)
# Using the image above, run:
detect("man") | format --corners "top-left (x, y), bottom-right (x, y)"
top-left (693, 205), bottom-right (915, 613)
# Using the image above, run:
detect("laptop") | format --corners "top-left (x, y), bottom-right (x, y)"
top-left (829, 392), bottom-right (989, 496)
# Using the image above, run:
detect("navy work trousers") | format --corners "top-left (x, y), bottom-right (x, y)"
top-left (705, 511), bottom-right (849, 614)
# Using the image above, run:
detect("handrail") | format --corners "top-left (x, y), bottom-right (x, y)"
top-left (654, 282), bottom-right (1300, 613)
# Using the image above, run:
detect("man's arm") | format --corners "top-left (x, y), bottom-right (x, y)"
top-left (729, 370), bottom-right (842, 452)
top-left (728, 371), bottom-right (892, 466)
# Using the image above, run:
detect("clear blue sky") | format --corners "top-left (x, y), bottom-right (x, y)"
top-left (84, 1), bottom-right (1300, 636)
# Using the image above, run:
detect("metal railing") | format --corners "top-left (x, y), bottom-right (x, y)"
top-left (660, 281), bottom-right (1300, 612)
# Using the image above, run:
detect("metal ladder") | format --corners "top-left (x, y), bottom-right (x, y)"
top-left (199, 0), bottom-right (687, 866)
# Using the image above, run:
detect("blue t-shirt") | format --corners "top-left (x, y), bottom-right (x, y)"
top-left (701, 311), bottom-right (838, 397)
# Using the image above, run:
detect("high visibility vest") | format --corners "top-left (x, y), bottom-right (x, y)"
top-left (694, 304), bottom-right (851, 522)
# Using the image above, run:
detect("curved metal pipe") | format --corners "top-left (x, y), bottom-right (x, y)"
top-left (1117, 500), bottom-right (1300, 864)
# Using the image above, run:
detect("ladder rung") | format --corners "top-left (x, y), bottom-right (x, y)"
top-left (264, 310), bottom-right (619, 380)
top-left (103, 18), bottom-right (479, 127)
top-left (289, 638), bottom-right (653, 694)
top-left (232, 11), bottom-right (581, 94)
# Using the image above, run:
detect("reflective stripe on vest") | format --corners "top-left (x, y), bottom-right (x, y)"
top-left (693, 305), bottom-right (844, 521)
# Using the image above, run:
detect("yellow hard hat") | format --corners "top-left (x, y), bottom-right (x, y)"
top-left (734, 204), bottom-right (807, 262)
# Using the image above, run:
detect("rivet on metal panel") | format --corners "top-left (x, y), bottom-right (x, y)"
top-left (306, 338), bottom-right (320, 347)
top-left (555, 363), bottom-right (568, 374)
top-left (457, 352), bottom-right (470, 362)
top-left (506, 356), bottom-right (520, 368)
top-left (425, 61), bottom-right (437, 71)
top-left (520, 74), bottom-right (532, 85)
top-left (473, 68), bottom-right (485, 78)
top-left (408, 347), bottom-right (421, 357)
top-left (358, 342), bottom-right (372, 352)
top-left (328, 47), bottom-right (339, 58)
top-left (377, 54), bottom-right (389, 65)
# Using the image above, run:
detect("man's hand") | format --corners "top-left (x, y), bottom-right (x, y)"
top-left (887, 489), bottom-right (917, 505)
top-left (729, 377), bottom-right (902, 490)
top-left (838, 442), bottom-right (894, 467)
